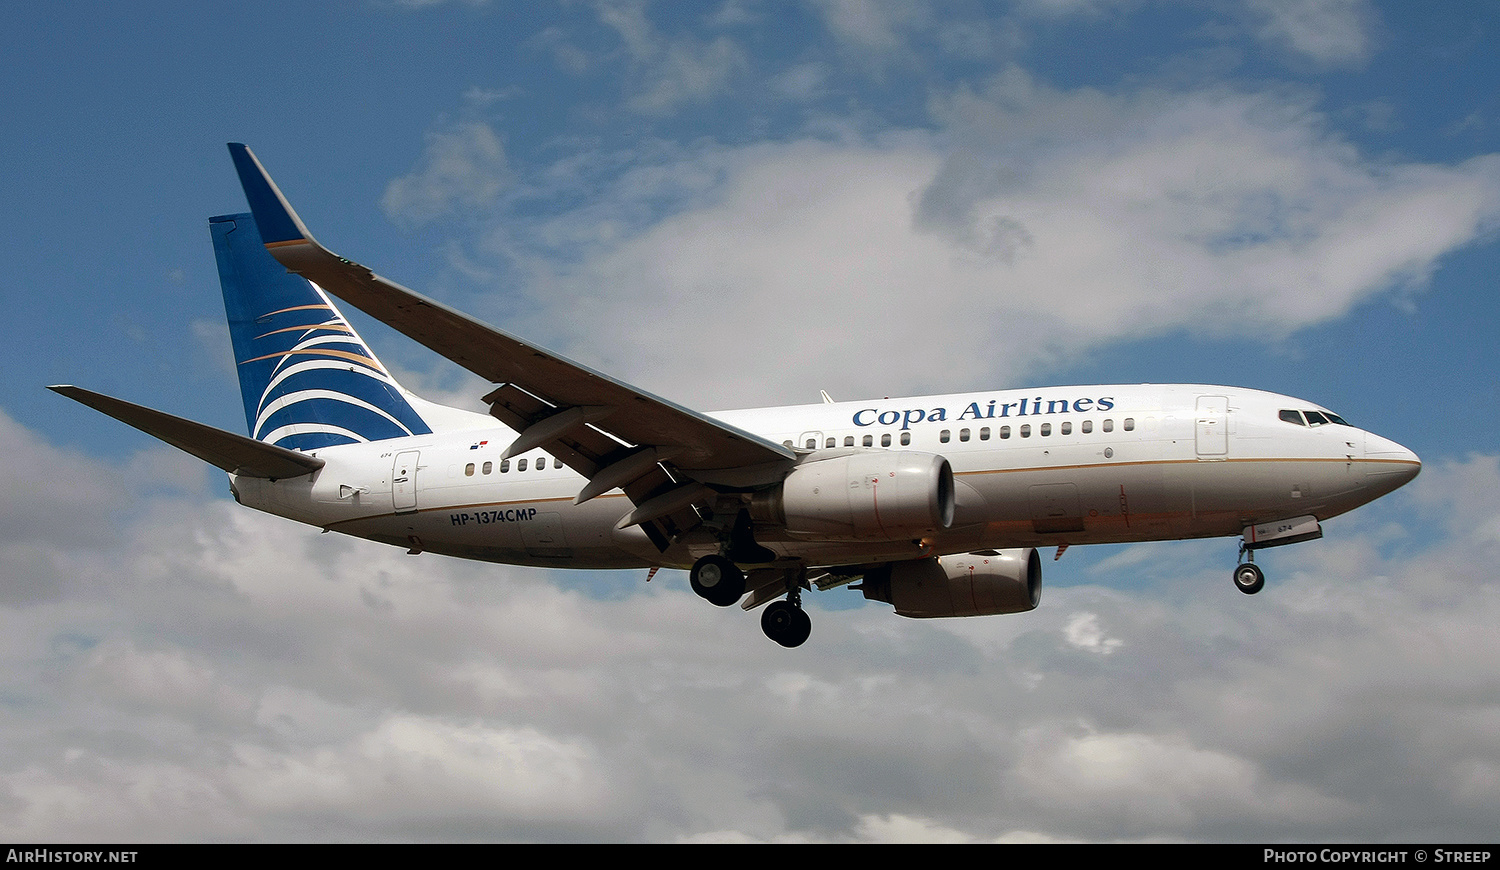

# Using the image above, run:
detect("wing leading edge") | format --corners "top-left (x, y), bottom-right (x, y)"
top-left (226, 143), bottom-right (796, 544)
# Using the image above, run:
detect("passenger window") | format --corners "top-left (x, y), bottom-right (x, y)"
top-left (537, 457), bottom-right (547, 470)
top-left (826, 437), bottom-right (836, 448)
top-left (863, 435), bottom-right (873, 447)
top-left (940, 430), bottom-right (951, 443)
top-left (500, 459), bottom-right (510, 473)
top-left (959, 428), bottom-right (970, 442)
top-left (881, 433), bottom-right (892, 447)
top-left (805, 438), bottom-right (816, 448)
top-left (518, 458), bottom-right (528, 471)
top-left (1103, 419), bottom-right (1114, 433)
top-left (1040, 423), bottom-right (1051, 436)
top-left (1123, 418), bottom-right (1135, 431)
top-left (1061, 422), bottom-right (1072, 435)
top-left (844, 436), bottom-right (854, 447)
top-left (482, 461), bottom-right (492, 475)
top-left (900, 432), bottom-right (911, 446)
top-left (980, 427), bottom-right (990, 441)
top-left (1020, 424), bottom-right (1031, 438)
top-left (465, 463), bottom-right (475, 476)
top-left (1000, 426), bottom-right (1011, 439)
top-left (1082, 420), bottom-right (1093, 434)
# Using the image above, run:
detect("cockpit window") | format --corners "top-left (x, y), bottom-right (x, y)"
top-left (1282, 408), bottom-right (1351, 427)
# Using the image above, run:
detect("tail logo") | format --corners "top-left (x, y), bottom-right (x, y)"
top-left (238, 287), bottom-right (432, 450)
top-left (215, 211), bottom-right (433, 450)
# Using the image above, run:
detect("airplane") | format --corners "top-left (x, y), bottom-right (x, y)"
top-left (49, 144), bottom-right (1423, 648)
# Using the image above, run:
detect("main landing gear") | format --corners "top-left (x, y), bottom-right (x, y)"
top-left (689, 554), bottom-right (746, 607)
top-left (761, 599), bottom-right (812, 648)
top-left (761, 568), bottom-right (812, 648)
top-left (688, 554), bottom-right (813, 648)
top-left (1233, 541), bottom-right (1265, 595)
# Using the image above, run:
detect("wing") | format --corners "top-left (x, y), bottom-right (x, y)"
top-left (49, 385), bottom-right (325, 480)
top-left (227, 143), bottom-right (796, 546)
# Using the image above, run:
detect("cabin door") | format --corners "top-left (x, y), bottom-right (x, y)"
top-left (1195, 396), bottom-right (1228, 459)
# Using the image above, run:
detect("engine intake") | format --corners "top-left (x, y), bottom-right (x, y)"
top-left (862, 549), bottom-right (1042, 618)
top-left (751, 451), bottom-right (954, 542)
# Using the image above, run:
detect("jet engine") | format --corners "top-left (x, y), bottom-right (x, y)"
top-left (861, 549), bottom-right (1042, 618)
top-left (750, 451), bottom-right (954, 542)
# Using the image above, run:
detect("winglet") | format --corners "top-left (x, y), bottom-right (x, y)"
top-left (226, 143), bottom-right (316, 247)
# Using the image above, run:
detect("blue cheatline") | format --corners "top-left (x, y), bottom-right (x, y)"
top-left (210, 212), bottom-right (433, 450)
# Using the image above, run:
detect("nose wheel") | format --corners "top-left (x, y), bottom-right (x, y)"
top-left (1233, 541), bottom-right (1265, 594)
top-left (1233, 562), bottom-right (1265, 594)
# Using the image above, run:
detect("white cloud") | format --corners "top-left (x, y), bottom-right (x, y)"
top-left (229, 715), bottom-right (614, 826)
top-left (595, 0), bottom-right (748, 114)
top-left (808, 0), bottom-right (926, 60)
top-left (853, 812), bottom-right (983, 842)
top-left (382, 121), bottom-right (511, 227)
top-left (1063, 612), bottom-right (1123, 654)
top-left (0, 406), bottom-right (127, 548)
top-left (1014, 729), bottom-right (1360, 831)
top-left (1248, 0), bottom-right (1377, 66)
top-left (770, 62), bottom-right (831, 101)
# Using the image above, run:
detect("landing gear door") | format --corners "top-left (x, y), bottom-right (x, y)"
top-left (393, 450), bottom-right (420, 513)
top-left (1195, 396), bottom-right (1228, 458)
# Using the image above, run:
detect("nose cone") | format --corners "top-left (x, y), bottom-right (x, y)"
top-left (1364, 431), bottom-right (1421, 491)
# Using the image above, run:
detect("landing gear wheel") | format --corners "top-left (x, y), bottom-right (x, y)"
top-left (761, 600), bottom-right (812, 648)
top-left (690, 554), bottom-right (745, 607)
top-left (789, 608), bottom-right (811, 647)
top-left (1233, 563), bottom-right (1265, 595)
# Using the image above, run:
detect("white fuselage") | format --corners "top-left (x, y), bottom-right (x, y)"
top-left (229, 384), bottom-right (1421, 570)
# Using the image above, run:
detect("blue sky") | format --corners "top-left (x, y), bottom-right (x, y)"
top-left (2, 0), bottom-right (1498, 842)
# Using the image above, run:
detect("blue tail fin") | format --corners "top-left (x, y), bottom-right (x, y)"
top-left (211, 212), bottom-right (434, 450)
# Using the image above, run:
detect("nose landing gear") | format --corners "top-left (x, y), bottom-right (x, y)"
top-left (1231, 516), bottom-right (1323, 595)
top-left (1233, 541), bottom-right (1264, 595)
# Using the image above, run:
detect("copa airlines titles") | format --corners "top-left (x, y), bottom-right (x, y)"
top-left (852, 395), bottom-right (1116, 430)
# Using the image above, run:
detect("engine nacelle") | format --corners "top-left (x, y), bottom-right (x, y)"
top-left (751, 451), bottom-right (954, 542)
top-left (862, 549), bottom-right (1042, 618)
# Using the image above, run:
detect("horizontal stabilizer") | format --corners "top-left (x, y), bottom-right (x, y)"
top-left (48, 386), bottom-right (325, 480)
